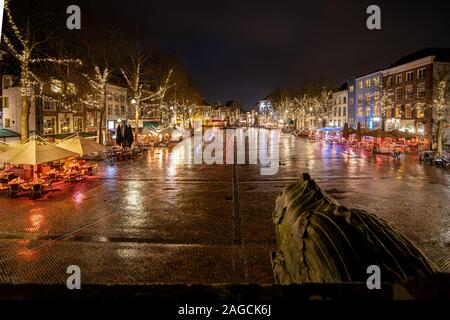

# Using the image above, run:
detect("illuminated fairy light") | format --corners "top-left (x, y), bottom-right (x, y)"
top-left (0, 0), bottom-right (4, 44)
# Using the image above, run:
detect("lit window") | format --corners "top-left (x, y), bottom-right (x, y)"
top-left (358, 94), bottom-right (363, 103)
top-left (358, 107), bottom-right (363, 116)
top-left (406, 85), bottom-right (413, 100)
top-left (374, 92), bottom-right (379, 101)
top-left (51, 79), bottom-right (63, 93)
top-left (358, 81), bottom-right (363, 89)
top-left (68, 83), bottom-right (77, 95)
top-left (386, 77), bottom-right (392, 87)
top-left (405, 104), bottom-right (412, 118)
top-left (365, 79), bottom-right (371, 88)
top-left (417, 82), bottom-right (426, 98)
top-left (349, 85), bottom-right (355, 93)
top-left (374, 106), bottom-right (380, 116)
top-left (416, 103), bottom-right (425, 118)
top-left (396, 88), bottom-right (403, 101)
top-left (365, 93), bottom-right (371, 102)
top-left (373, 77), bottom-right (380, 86)
top-left (366, 107), bottom-right (371, 117)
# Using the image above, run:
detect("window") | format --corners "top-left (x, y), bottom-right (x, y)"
top-left (417, 82), bottom-right (426, 98)
top-left (2, 97), bottom-right (9, 108)
top-left (343, 107), bottom-right (347, 117)
top-left (358, 107), bottom-right (363, 117)
top-left (405, 104), bottom-right (412, 118)
top-left (358, 81), bottom-right (363, 89)
top-left (406, 71), bottom-right (413, 82)
top-left (343, 97), bottom-right (347, 104)
top-left (374, 105), bottom-right (380, 116)
top-left (417, 68), bottom-right (426, 80)
top-left (366, 107), bottom-right (371, 117)
top-left (74, 117), bottom-right (83, 132)
top-left (121, 106), bottom-right (125, 116)
top-left (386, 106), bottom-right (393, 118)
top-left (386, 77), bottom-right (392, 87)
top-left (396, 74), bottom-right (403, 85)
top-left (350, 97), bottom-right (354, 105)
top-left (86, 112), bottom-right (96, 127)
top-left (43, 100), bottom-right (57, 111)
top-left (416, 103), bottom-right (425, 118)
top-left (374, 92), bottom-right (379, 101)
top-left (4, 118), bottom-right (10, 128)
top-left (396, 87), bottom-right (403, 101)
top-left (115, 106), bottom-right (120, 116)
top-left (68, 83), bottom-right (77, 95)
top-left (43, 117), bottom-right (56, 135)
top-left (406, 85), bottom-right (413, 100)
top-left (373, 77), bottom-right (380, 87)
top-left (349, 85), bottom-right (354, 93)
top-left (338, 107), bottom-right (342, 117)
top-left (358, 94), bottom-right (363, 103)
top-left (108, 120), bottom-right (115, 130)
top-left (365, 79), bottom-right (371, 88)
top-left (50, 79), bottom-right (63, 93)
top-left (60, 116), bottom-right (71, 134)
top-left (395, 105), bottom-right (402, 118)
top-left (365, 93), bottom-right (371, 102)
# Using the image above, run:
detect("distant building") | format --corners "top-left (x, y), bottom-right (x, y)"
top-left (329, 83), bottom-right (348, 128)
top-left (354, 71), bottom-right (384, 130)
top-left (257, 100), bottom-right (273, 115)
top-left (382, 48), bottom-right (450, 140)
top-left (103, 83), bottom-right (129, 132)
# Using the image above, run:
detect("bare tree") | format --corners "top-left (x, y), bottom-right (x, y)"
top-left (2, 0), bottom-right (81, 141)
top-left (82, 66), bottom-right (110, 144)
top-left (120, 45), bottom-right (173, 144)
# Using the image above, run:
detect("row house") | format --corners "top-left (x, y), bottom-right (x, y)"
top-left (346, 48), bottom-right (450, 141)
top-left (1, 74), bottom-right (130, 139)
top-left (351, 71), bottom-right (384, 130)
top-left (382, 48), bottom-right (450, 140)
top-left (1, 75), bottom-right (85, 136)
top-left (329, 83), bottom-right (348, 128)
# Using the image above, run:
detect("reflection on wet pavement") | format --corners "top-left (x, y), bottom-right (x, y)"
top-left (0, 128), bottom-right (448, 285)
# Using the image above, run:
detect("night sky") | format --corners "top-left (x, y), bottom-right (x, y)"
top-left (67, 0), bottom-right (450, 108)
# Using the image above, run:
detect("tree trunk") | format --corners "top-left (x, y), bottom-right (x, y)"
top-left (21, 96), bottom-right (30, 142)
top-left (135, 103), bottom-right (140, 146)
top-left (98, 110), bottom-right (105, 145)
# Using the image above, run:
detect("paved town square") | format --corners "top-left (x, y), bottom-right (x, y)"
top-left (0, 130), bottom-right (448, 285)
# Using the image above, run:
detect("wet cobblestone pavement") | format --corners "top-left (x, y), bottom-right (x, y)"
top-left (0, 129), bottom-right (449, 285)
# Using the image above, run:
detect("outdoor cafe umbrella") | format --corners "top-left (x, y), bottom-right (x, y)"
top-left (0, 136), bottom-right (79, 178)
top-left (363, 128), bottom-right (396, 139)
top-left (388, 129), bottom-right (416, 140)
top-left (56, 135), bottom-right (106, 157)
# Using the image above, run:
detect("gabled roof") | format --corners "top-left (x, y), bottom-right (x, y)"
top-left (390, 48), bottom-right (450, 68)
